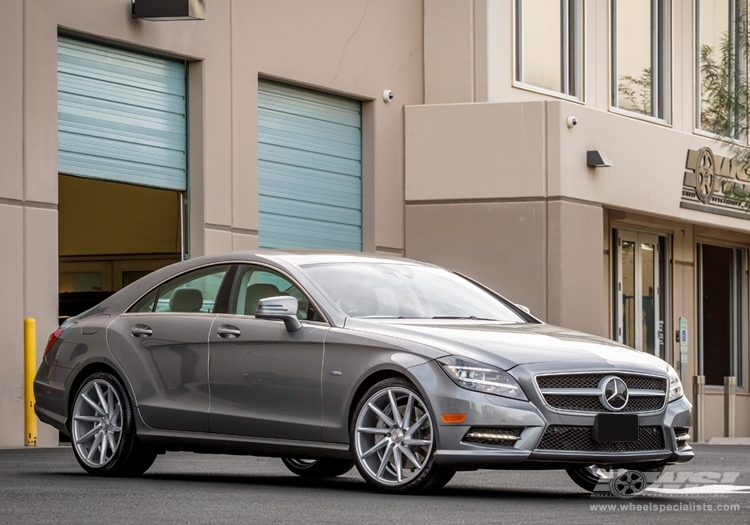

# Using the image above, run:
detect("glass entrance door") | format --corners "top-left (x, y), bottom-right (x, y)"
top-left (616, 231), bottom-right (664, 358)
top-left (698, 244), bottom-right (744, 386)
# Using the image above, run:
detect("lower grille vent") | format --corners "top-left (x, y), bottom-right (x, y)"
top-left (674, 427), bottom-right (691, 447)
top-left (537, 425), bottom-right (664, 452)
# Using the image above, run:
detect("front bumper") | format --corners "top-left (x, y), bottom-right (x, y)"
top-left (408, 361), bottom-right (695, 471)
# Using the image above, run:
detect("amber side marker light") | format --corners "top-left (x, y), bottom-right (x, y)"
top-left (441, 414), bottom-right (467, 423)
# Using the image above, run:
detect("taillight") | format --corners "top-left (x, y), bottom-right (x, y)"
top-left (43, 328), bottom-right (64, 357)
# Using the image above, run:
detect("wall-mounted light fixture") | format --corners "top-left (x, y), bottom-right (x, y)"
top-left (132, 0), bottom-right (205, 21)
top-left (587, 150), bottom-right (613, 168)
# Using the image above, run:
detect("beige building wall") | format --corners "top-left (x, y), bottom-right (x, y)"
top-left (424, 0), bottom-right (697, 134)
top-left (2, 0), bottom-right (748, 446)
top-left (546, 200), bottom-right (605, 336)
top-left (411, 1), bottom-right (750, 439)
top-left (0, 0), bottom-right (423, 446)
top-left (406, 201), bottom-right (548, 317)
top-left (0, 1), bottom-right (25, 447)
top-left (408, 99), bottom-right (750, 235)
top-left (405, 101), bottom-right (609, 335)
top-left (405, 96), bottom-right (750, 437)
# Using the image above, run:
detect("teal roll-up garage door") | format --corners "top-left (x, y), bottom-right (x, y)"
top-left (58, 37), bottom-right (187, 191)
top-left (258, 80), bottom-right (362, 251)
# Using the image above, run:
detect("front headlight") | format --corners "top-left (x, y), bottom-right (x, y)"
top-left (437, 356), bottom-right (527, 401)
top-left (668, 365), bottom-right (684, 402)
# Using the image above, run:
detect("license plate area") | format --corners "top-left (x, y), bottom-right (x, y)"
top-left (592, 414), bottom-right (638, 443)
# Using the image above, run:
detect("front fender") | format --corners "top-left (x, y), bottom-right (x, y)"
top-left (321, 327), bottom-right (435, 443)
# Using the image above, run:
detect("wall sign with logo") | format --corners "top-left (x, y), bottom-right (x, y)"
top-left (682, 147), bottom-right (750, 220)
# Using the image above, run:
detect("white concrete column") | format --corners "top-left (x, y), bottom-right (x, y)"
top-left (693, 375), bottom-right (705, 443)
top-left (724, 376), bottom-right (737, 438)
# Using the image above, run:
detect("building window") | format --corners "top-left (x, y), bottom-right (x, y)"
top-left (515, 0), bottom-right (583, 98)
top-left (611, 0), bottom-right (670, 120)
top-left (698, 244), bottom-right (745, 387)
top-left (696, 0), bottom-right (744, 136)
top-left (614, 230), bottom-right (669, 360)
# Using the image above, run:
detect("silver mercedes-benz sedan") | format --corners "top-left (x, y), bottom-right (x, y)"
top-left (35, 252), bottom-right (693, 495)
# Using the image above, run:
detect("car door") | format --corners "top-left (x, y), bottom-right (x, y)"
top-left (208, 264), bottom-right (328, 441)
top-left (106, 264), bottom-right (234, 432)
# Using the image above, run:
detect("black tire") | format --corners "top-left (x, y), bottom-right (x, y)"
top-left (566, 465), bottom-right (665, 493)
top-left (69, 372), bottom-right (157, 477)
top-left (350, 377), bottom-right (455, 494)
top-left (281, 457), bottom-right (355, 478)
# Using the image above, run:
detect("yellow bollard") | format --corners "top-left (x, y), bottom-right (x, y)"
top-left (24, 318), bottom-right (37, 446)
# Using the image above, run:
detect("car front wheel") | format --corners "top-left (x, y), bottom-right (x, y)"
top-left (350, 378), bottom-right (454, 493)
top-left (70, 372), bottom-right (156, 477)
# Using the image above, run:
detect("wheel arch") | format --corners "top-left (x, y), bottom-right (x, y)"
top-left (346, 362), bottom-right (456, 492)
top-left (66, 362), bottom-right (133, 426)
top-left (346, 363), bottom-right (438, 435)
top-left (347, 369), bottom-right (408, 428)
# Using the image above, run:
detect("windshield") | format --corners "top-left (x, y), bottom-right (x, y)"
top-left (302, 262), bottom-right (527, 322)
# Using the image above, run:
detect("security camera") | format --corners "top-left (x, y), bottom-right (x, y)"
top-left (383, 90), bottom-right (394, 103)
top-left (566, 116), bottom-right (578, 128)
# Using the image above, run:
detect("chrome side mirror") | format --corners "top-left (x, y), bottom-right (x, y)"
top-left (515, 304), bottom-right (531, 315)
top-left (255, 296), bottom-right (302, 332)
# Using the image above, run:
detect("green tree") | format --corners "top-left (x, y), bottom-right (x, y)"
top-left (618, 67), bottom-right (652, 116)
top-left (699, 20), bottom-right (750, 164)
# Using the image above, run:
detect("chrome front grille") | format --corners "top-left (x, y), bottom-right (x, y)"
top-left (535, 373), bottom-right (667, 413)
top-left (626, 396), bottom-right (666, 412)
top-left (536, 374), bottom-right (667, 391)
top-left (537, 374), bottom-right (602, 389)
top-left (543, 394), bottom-right (602, 412)
top-left (537, 425), bottom-right (665, 452)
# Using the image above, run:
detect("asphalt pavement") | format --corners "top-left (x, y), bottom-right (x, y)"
top-left (1, 444), bottom-right (748, 524)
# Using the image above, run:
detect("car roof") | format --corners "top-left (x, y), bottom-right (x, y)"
top-left (77, 251), bottom-right (443, 323)
top-left (250, 250), bottom-right (437, 267)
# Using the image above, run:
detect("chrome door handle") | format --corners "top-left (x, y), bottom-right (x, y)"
top-left (217, 325), bottom-right (241, 338)
top-left (131, 325), bottom-right (152, 338)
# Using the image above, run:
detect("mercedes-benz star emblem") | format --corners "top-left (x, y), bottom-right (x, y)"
top-left (599, 376), bottom-right (628, 411)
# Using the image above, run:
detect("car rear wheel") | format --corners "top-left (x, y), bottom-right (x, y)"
top-left (566, 465), bottom-right (665, 493)
top-left (70, 372), bottom-right (156, 477)
top-left (280, 457), bottom-right (354, 478)
top-left (351, 378), bottom-right (455, 493)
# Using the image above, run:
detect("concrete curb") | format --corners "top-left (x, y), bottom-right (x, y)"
top-left (706, 437), bottom-right (750, 445)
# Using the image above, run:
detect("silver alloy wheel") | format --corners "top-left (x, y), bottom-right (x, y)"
top-left (72, 379), bottom-right (123, 468)
top-left (354, 386), bottom-right (434, 487)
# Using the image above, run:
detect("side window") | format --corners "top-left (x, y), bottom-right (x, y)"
top-left (130, 265), bottom-right (231, 313)
top-left (230, 265), bottom-right (320, 321)
top-left (131, 288), bottom-right (159, 313)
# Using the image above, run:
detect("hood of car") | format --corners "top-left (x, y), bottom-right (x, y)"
top-left (344, 319), bottom-right (668, 373)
